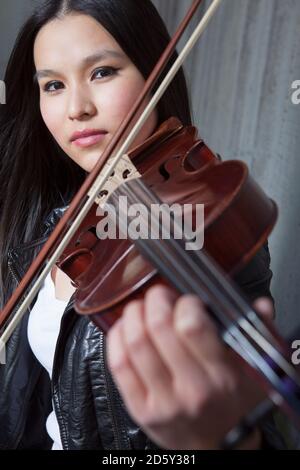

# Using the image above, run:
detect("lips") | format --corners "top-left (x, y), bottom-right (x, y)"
top-left (70, 129), bottom-right (108, 148)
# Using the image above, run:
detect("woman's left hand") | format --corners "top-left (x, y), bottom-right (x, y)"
top-left (106, 285), bottom-right (273, 449)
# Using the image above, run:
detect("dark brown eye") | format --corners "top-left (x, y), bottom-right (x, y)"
top-left (44, 81), bottom-right (64, 93)
top-left (92, 67), bottom-right (118, 80)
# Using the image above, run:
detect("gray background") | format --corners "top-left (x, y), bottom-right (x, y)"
top-left (0, 0), bottom-right (299, 336)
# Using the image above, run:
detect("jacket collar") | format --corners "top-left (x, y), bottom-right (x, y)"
top-left (7, 205), bottom-right (68, 282)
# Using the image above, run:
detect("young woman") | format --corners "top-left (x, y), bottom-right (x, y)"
top-left (0, 0), bottom-right (285, 450)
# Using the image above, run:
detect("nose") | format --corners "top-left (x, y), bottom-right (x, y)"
top-left (68, 85), bottom-right (97, 121)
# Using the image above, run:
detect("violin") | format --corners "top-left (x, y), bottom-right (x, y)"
top-left (1, 0), bottom-right (300, 448)
top-left (56, 115), bottom-right (297, 448)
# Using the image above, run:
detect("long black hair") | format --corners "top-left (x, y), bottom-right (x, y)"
top-left (0, 0), bottom-right (192, 305)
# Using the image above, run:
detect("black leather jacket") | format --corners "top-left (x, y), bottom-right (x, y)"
top-left (0, 206), bottom-right (285, 450)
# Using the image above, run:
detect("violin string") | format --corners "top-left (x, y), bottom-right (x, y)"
top-left (126, 218), bottom-right (300, 410)
top-left (109, 179), bottom-right (300, 397)
top-left (130, 179), bottom-right (281, 343)
top-left (112, 209), bottom-right (294, 408)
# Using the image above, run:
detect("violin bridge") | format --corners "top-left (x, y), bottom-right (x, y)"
top-left (88, 154), bottom-right (141, 207)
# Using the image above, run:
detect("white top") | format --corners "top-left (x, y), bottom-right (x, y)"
top-left (27, 272), bottom-right (70, 450)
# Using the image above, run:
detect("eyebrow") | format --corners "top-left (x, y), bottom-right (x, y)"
top-left (33, 49), bottom-right (124, 82)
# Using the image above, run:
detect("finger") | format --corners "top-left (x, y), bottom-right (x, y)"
top-left (253, 297), bottom-right (274, 321)
top-left (144, 286), bottom-right (209, 395)
top-left (106, 317), bottom-right (146, 417)
top-left (174, 295), bottom-right (226, 366)
top-left (173, 295), bottom-right (240, 391)
top-left (121, 298), bottom-right (173, 398)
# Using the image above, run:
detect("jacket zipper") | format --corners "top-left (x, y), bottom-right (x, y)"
top-left (6, 260), bottom-right (33, 449)
top-left (7, 259), bottom-right (21, 285)
top-left (99, 332), bottom-right (125, 450)
top-left (51, 297), bottom-right (77, 451)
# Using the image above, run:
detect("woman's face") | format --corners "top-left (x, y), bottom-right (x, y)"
top-left (34, 13), bottom-right (157, 172)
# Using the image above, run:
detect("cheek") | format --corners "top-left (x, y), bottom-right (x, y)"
top-left (100, 76), bottom-right (146, 125)
top-left (99, 76), bottom-right (158, 143)
top-left (40, 99), bottom-right (66, 146)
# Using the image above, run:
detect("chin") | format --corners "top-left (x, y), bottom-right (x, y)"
top-left (70, 153), bottom-right (98, 172)
top-left (83, 157), bottom-right (101, 173)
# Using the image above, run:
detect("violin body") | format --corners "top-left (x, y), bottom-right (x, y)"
top-left (57, 118), bottom-right (277, 333)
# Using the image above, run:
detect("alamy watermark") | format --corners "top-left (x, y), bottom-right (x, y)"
top-left (291, 80), bottom-right (300, 105)
top-left (291, 339), bottom-right (300, 365)
top-left (0, 80), bottom-right (5, 105)
top-left (96, 197), bottom-right (205, 251)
